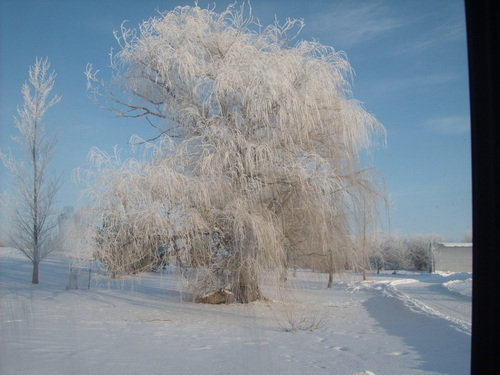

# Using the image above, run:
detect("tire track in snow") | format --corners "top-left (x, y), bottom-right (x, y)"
top-left (376, 279), bottom-right (472, 335)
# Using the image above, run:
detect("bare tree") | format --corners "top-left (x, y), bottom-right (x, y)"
top-left (369, 233), bottom-right (408, 273)
top-left (0, 58), bottom-right (61, 284)
top-left (405, 233), bottom-right (445, 271)
top-left (80, 4), bottom-right (385, 302)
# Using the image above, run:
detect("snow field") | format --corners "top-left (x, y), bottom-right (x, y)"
top-left (0, 248), bottom-right (471, 375)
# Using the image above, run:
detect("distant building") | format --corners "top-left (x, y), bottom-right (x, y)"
top-left (431, 242), bottom-right (473, 273)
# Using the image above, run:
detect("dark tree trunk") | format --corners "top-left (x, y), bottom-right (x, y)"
top-left (233, 267), bottom-right (261, 303)
top-left (32, 261), bottom-right (39, 284)
top-left (327, 272), bottom-right (333, 288)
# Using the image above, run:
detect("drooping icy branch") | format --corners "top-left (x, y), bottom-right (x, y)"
top-left (81, 4), bottom-right (387, 300)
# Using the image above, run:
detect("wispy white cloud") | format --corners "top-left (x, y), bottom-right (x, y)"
top-left (437, 17), bottom-right (467, 43)
top-left (372, 72), bottom-right (460, 96)
top-left (391, 16), bottom-right (466, 56)
top-left (423, 115), bottom-right (470, 135)
top-left (307, 1), bottom-right (407, 48)
top-left (305, 1), bottom-right (466, 58)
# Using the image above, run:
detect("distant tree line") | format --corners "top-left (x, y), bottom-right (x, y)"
top-left (368, 233), bottom-right (446, 273)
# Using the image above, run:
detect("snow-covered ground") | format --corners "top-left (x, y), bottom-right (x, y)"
top-left (0, 247), bottom-right (471, 375)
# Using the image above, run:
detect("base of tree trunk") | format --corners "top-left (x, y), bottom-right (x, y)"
top-left (327, 272), bottom-right (333, 288)
top-left (67, 266), bottom-right (78, 290)
top-left (232, 268), bottom-right (261, 303)
top-left (196, 289), bottom-right (235, 304)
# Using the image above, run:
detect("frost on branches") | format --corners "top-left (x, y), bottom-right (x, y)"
top-left (79, 4), bottom-right (385, 302)
top-left (0, 58), bottom-right (61, 284)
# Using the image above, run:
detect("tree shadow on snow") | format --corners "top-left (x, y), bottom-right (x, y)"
top-left (0, 253), bottom-right (65, 292)
top-left (363, 295), bottom-right (470, 375)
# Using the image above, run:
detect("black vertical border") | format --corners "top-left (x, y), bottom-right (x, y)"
top-left (464, 1), bottom-right (500, 373)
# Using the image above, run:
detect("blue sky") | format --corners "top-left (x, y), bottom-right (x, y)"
top-left (0, 0), bottom-right (471, 241)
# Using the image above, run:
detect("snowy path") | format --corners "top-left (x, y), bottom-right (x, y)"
top-left (392, 280), bottom-right (471, 330)
top-left (361, 272), bottom-right (472, 335)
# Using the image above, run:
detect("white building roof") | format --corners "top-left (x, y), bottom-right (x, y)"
top-left (437, 242), bottom-right (473, 248)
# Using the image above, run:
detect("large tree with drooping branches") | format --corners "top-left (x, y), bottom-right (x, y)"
top-left (81, 3), bottom-right (385, 302)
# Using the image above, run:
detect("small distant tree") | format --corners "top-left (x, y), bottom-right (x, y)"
top-left (369, 233), bottom-right (408, 272)
top-left (0, 58), bottom-right (61, 284)
top-left (405, 233), bottom-right (445, 271)
top-left (82, 4), bottom-right (385, 302)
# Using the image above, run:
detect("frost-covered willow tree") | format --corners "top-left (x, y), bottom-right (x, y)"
top-left (82, 4), bottom-right (385, 302)
top-left (0, 58), bottom-right (61, 284)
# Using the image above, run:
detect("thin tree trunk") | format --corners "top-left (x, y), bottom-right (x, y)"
top-left (32, 112), bottom-right (39, 284)
top-left (32, 261), bottom-right (39, 284)
top-left (327, 272), bottom-right (333, 288)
